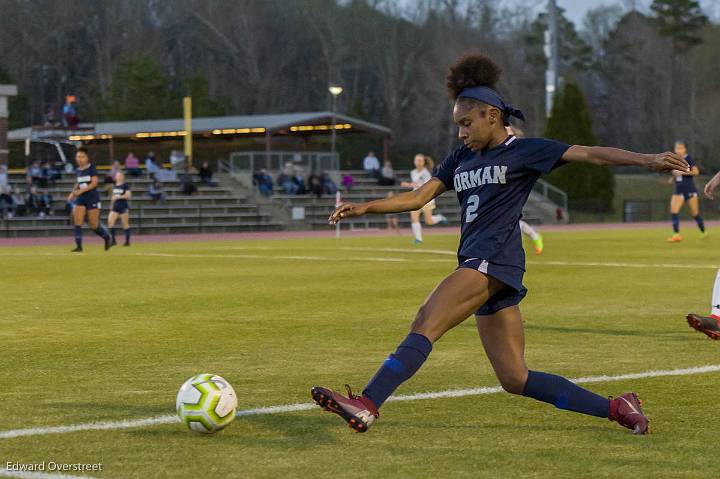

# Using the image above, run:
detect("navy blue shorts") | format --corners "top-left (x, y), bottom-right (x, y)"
top-left (457, 257), bottom-right (528, 316)
top-left (75, 194), bottom-right (100, 210)
top-left (112, 203), bottom-right (129, 214)
top-left (674, 189), bottom-right (698, 201)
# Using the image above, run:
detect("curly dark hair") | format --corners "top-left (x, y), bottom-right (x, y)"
top-left (446, 53), bottom-right (501, 100)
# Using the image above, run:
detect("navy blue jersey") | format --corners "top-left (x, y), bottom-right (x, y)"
top-left (434, 135), bottom-right (570, 271)
top-left (112, 182), bottom-right (130, 210)
top-left (674, 154), bottom-right (697, 192)
top-left (76, 163), bottom-right (100, 202)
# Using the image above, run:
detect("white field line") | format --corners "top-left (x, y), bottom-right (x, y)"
top-left (339, 246), bottom-right (456, 256)
top-left (0, 470), bottom-right (95, 479)
top-left (131, 252), bottom-right (412, 262)
top-left (0, 249), bottom-right (712, 270)
top-left (339, 247), bottom-right (718, 270)
top-left (527, 260), bottom-right (718, 270)
top-left (1, 364), bottom-right (719, 441)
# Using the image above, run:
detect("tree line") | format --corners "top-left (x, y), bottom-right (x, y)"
top-left (0, 0), bottom-right (717, 175)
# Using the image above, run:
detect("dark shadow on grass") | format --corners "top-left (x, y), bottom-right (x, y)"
top-left (459, 319), bottom-right (690, 340)
top-left (127, 413), bottom-right (341, 448)
top-left (388, 417), bottom-right (630, 436)
top-left (521, 323), bottom-right (690, 339)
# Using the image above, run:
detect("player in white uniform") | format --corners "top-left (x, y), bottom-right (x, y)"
top-left (686, 171), bottom-right (720, 339)
top-left (507, 125), bottom-right (544, 254)
top-left (401, 154), bottom-right (447, 244)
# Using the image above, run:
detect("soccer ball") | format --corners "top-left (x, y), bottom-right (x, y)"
top-left (176, 373), bottom-right (238, 433)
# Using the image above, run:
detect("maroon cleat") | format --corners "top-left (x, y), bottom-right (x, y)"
top-left (686, 313), bottom-right (720, 340)
top-left (608, 392), bottom-right (649, 435)
top-left (311, 384), bottom-right (379, 433)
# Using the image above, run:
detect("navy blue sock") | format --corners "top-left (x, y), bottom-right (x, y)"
top-left (73, 226), bottom-right (82, 249)
top-left (111, 227), bottom-right (117, 241)
top-left (694, 215), bottom-right (705, 233)
top-left (124, 228), bottom-right (131, 244)
top-left (362, 333), bottom-right (432, 408)
top-left (94, 224), bottom-right (110, 240)
top-left (672, 214), bottom-right (680, 233)
top-left (522, 370), bottom-right (609, 417)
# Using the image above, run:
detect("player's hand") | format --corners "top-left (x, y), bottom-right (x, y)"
top-left (649, 152), bottom-right (689, 173)
top-left (329, 203), bottom-right (367, 225)
top-left (704, 172), bottom-right (720, 200)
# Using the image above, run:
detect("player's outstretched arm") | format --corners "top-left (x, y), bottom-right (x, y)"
top-left (329, 178), bottom-right (447, 225)
top-left (705, 170), bottom-right (720, 199)
top-left (561, 145), bottom-right (690, 173)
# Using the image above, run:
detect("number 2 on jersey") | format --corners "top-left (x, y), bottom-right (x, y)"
top-left (465, 194), bottom-right (479, 223)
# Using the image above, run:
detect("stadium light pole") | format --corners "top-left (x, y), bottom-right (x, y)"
top-left (544, 0), bottom-right (559, 118)
top-left (329, 85), bottom-right (343, 156)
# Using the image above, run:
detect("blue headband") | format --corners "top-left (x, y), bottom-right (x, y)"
top-left (458, 86), bottom-right (525, 126)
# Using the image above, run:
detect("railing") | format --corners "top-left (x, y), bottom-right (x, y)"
top-left (532, 178), bottom-right (568, 211)
top-left (224, 151), bottom-right (339, 174)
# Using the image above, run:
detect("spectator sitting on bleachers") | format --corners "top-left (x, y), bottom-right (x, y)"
top-left (342, 173), bottom-right (354, 192)
top-left (308, 173), bottom-right (323, 198)
top-left (252, 169), bottom-right (273, 197)
top-left (277, 172), bottom-right (297, 195)
top-left (277, 162), bottom-right (299, 195)
top-left (124, 152), bottom-right (142, 177)
top-left (294, 175), bottom-right (307, 194)
top-left (27, 161), bottom-right (47, 188)
top-left (26, 186), bottom-right (41, 216)
top-left (363, 151), bottom-right (381, 178)
top-left (11, 186), bottom-right (27, 217)
top-left (322, 172), bottom-right (338, 195)
top-left (45, 161), bottom-right (61, 183)
top-left (198, 161), bottom-right (217, 186)
top-left (148, 179), bottom-right (165, 202)
top-left (291, 163), bottom-right (308, 194)
top-left (0, 185), bottom-right (12, 218)
top-left (145, 152), bottom-right (160, 176)
top-left (179, 173), bottom-right (197, 195)
top-left (40, 188), bottom-right (54, 216)
top-left (379, 160), bottom-right (396, 185)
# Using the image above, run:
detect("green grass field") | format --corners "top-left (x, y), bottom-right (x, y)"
top-left (1, 228), bottom-right (719, 478)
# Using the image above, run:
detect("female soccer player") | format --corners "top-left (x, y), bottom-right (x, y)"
top-left (687, 171), bottom-right (720, 339)
top-left (400, 154), bottom-right (448, 244)
top-left (686, 269), bottom-right (720, 340)
top-left (107, 171), bottom-right (132, 247)
top-left (667, 141), bottom-right (705, 242)
top-left (67, 147), bottom-right (112, 252)
top-left (311, 53), bottom-right (690, 435)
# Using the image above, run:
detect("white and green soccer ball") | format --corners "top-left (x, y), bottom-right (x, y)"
top-left (176, 374), bottom-right (238, 433)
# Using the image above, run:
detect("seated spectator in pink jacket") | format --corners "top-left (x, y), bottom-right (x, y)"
top-left (124, 153), bottom-right (142, 177)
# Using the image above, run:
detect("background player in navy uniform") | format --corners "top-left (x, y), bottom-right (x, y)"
top-left (107, 171), bottom-right (132, 247)
top-left (67, 147), bottom-right (112, 252)
top-left (311, 53), bottom-right (690, 435)
top-left (667, 140), bottom-right (705, 243)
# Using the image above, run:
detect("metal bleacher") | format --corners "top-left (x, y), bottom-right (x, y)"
top-left (0, 172), bottom-right (283, 237)
top-left (269, 171), bottom-right (567, 230)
